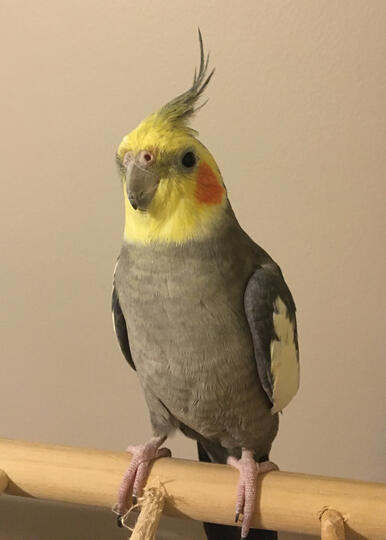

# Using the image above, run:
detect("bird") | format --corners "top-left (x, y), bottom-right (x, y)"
top-left (111, 30), bottom-right (299, 540)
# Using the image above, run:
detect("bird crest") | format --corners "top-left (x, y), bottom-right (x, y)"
top-left (156, 29), bottom-right (215, 133)
top-left (118, 30), bottom-right (215, 159)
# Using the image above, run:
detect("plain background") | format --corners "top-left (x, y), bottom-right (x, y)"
top-left (0, 1), bottom-right (385, 539)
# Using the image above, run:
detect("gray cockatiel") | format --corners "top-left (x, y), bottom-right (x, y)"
top-left (112, 32), bottom-right (299, 540)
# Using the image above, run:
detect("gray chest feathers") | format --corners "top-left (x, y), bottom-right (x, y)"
top-left (115, 236), bottom-right (276, 450)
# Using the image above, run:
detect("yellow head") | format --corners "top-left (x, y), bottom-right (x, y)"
top-left (116, 32), bottom-right (227, 245)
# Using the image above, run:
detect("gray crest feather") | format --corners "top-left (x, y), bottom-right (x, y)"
top-left (158, 29), bottom-right (215, 127)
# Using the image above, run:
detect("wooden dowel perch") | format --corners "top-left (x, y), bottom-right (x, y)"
top-left (0, 438), bottom-right (385, 538)
top-left (0, 469), bottom-right (8, 494)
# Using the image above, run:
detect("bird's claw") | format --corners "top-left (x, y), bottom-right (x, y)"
top-left (114, 436), bottom-right (170, 519)
top-left (228, 451), bottom-right (278, 538)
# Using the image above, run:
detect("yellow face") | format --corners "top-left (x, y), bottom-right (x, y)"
top-left (117, 113), bottom-right (227, 245)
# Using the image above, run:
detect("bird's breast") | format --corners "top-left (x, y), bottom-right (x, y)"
top-left (115, 238), bottom-right (273, 446)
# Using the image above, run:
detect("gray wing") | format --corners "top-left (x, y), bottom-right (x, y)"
top-left (244, 264), bottom-right (299, 414)
top-left (112, 284), bottom-right (135, 371)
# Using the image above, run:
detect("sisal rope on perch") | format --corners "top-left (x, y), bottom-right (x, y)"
top-left (121, 482), bottom-right (166, 540)
top-left (320, 508), bottom-right (346, 540)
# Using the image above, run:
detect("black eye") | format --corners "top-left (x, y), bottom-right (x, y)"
top-left (181, 151), bottom-right (196, 168)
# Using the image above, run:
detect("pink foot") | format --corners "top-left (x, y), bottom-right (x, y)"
top-left (113, 436), bottom-right (171, 522)
top-left (227, 450), bottom-right (278, 538)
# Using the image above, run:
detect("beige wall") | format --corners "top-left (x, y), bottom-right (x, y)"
top-left (0, 1), bottom-right (385, 538)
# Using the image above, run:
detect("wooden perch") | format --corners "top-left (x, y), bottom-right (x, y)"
top-left (0, 469), bottom-right (8, 494)
top-left (0, 438), bottom-right (385, 538)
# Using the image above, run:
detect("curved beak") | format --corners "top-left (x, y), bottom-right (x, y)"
top-left (125, 162), bottom-right (159, 211)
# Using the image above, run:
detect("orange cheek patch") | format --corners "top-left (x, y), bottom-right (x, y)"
top-left (195, 162), bottom-right (225, 205)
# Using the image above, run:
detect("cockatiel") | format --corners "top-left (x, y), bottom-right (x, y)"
top-left (112, 32), bottom-right (299, 540)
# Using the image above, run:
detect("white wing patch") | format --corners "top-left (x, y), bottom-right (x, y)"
top-left (270, 297), bottom-right (299, 414)
top-left (111, 259), bottom-right (119, 336)
top-left (112, 309), bottom-right (117, 336)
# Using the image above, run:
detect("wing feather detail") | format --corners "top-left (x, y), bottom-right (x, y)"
top-left (270, 297), bottom-right (299, 413)
top-left (244, 266), bottom-right (299, 414)
top-left (112, 285), bottom-right (136, 371)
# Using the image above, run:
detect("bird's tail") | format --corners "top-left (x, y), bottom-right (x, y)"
top-left (197, 442), bottom-right (277, 540)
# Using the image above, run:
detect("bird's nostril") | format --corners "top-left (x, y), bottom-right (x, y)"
top-left (143, 153), bottom-right (152, 162)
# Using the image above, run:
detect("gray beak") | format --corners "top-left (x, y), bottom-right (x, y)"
top-left (125, 161), bottom-right (159, 211)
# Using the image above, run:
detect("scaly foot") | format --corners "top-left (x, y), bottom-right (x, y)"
top-left (114, 436), bottom-right (171, 524)
top-left (227, 450), bottom-right (278, 538)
